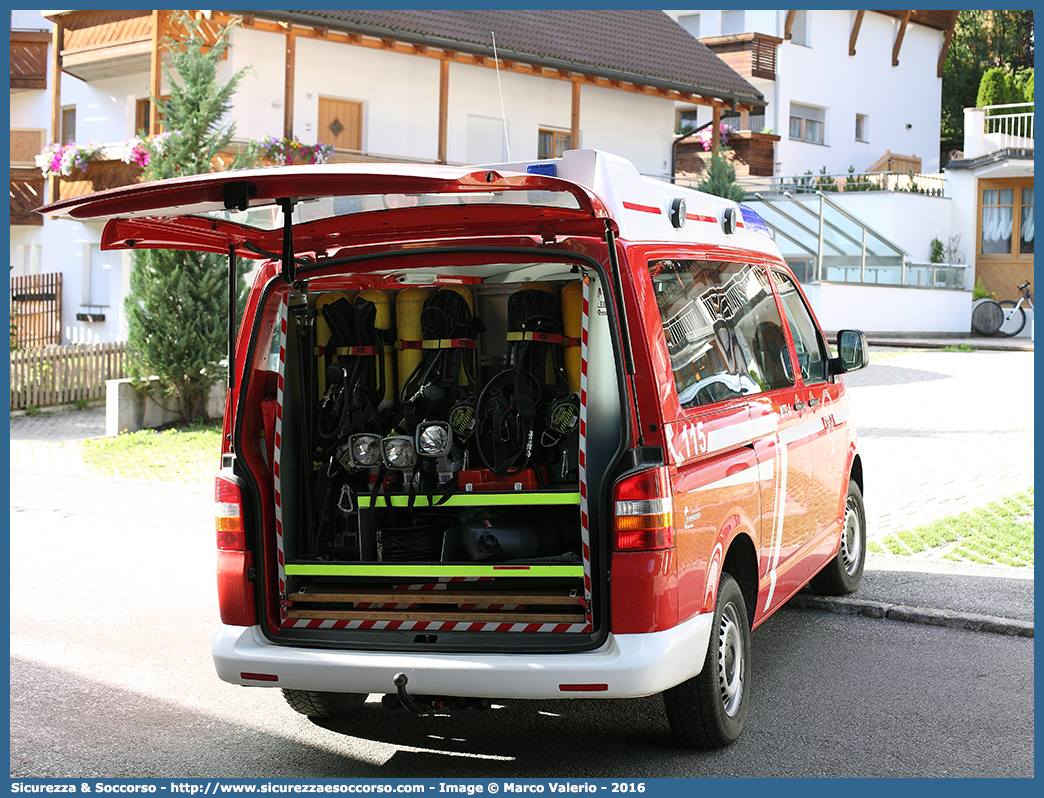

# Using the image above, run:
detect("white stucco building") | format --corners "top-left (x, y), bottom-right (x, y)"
top-left (663, 9), bottom-right (957, 177)
top-left (10, 8), bottom-right (764, 346)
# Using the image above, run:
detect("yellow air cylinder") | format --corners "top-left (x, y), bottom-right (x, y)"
top-left (356, 289), bottom-right (396, 406)
top-left (512, 282), bottom-right (556, 384)
top-left (436, 285), bottom-right (476, 388)
top-left (560, 280), bottom-right (583, 394)
top-left (314, 291), bottom-right (355, 399)
top-left (395, 287), bottom-right (430, 395)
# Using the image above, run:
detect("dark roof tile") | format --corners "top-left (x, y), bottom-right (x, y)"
top-left (246, 9), bottom-right (764, 104)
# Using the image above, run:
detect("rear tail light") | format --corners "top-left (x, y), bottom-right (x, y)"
top-left (613, 466), bottom-right (675, 551)
top-left (215, 475), bottom-right (245, 551)
top-left (214, 473), bottom-right (257, 627)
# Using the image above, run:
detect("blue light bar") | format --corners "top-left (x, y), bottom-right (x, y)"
top-left (526, 163), bottom-right (557, 177)
top-left (739, 204), bottom-right (772, 238)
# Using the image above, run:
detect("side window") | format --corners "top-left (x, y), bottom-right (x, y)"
top-left (648, 259), bottom-right (795, 409)
top-left (774, 270), bottom-right (828, 384)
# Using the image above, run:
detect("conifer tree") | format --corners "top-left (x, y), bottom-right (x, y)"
top-left (124, 13), bottom-right (253, 421)
top-left (697, 147), bottom-right (746, 204)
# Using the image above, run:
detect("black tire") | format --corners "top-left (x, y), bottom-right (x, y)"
top-left (663, 573), bottom-right (751, 748)
top-left (808, 481), bottom-right (866, 595)
top-left (997, 300), bottom-right (1027, 337)
top-left (282, 689), bottom-right (368, 718)
top-left (971, 299), bottom-right (1003, 335)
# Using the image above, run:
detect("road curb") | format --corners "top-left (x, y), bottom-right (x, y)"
top-left (789, 594), bottom-right (1034, 638)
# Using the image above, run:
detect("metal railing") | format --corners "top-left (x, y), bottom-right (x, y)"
top-left (822, 261), bottom-right (968, 290)
top-left (983, 102), bottom-right (1034, 149)
top-left (733, 170), bottom-right (946, 197)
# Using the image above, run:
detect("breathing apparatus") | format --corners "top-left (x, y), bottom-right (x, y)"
top-left (310, 290), bottom-right (398, 552)
top-left (474, 282), bottom-right (580, 481)
top-left (394, 286), bottom-right (483, 484)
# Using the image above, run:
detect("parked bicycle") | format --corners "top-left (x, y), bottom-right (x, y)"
top-left (997, 281), bottom-right (1033, 337)
top-left (970, 281), bottom-right (1033, 336)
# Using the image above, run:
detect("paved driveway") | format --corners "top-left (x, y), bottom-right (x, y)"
top-left (9, 349), bottom-right (1035, 545)
top-left (844, 349), bottom-right (1034, 541)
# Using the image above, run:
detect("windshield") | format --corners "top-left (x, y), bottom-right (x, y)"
top-left (196, 190), bottom-right (582, 231)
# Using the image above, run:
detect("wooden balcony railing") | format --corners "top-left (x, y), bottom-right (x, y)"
top-left (11, 169), bottom-right (46, 226)
top-left (700, 32), bottom-right (783, 81)
top-left (55, 158), bottom-right (144, 203)
top-left (10, 30), bottom-right (51, 91)
top-left (56, 9), bottom-right (223, 81)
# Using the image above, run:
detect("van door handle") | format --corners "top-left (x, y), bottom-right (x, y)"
top-left (808, 397), bottom-right (820, 407)
top-left (793, 401), bottom-right (806, 411)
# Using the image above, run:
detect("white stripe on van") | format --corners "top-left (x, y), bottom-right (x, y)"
top-left (763, 433), bottom-right (787, 612)
top-left (691, 461), bottom-right (762, 492)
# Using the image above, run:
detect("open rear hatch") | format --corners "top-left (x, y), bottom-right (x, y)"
top-left (41, 163), bottom-right (626, 652)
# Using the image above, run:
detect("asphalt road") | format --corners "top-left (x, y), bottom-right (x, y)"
top-left (10, 469), bottom-right (1034, 779)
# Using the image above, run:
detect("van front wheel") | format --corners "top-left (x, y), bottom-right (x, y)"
top-left (282, 689), bottom-right (368, 718)
top-left (663, 573), bottom-right (751, 748)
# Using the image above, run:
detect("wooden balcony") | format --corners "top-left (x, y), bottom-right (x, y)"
top-left (50, 10), bottom-right (223, 81)
top-left (10, 30), bottom-right (51, 91)
top-left (674, 131), bottom-right (781, 179)
top-left (11, 169), bottom-right (46, 226)
top-left (700, 32), bottom-right (782, 81)
top-left (55, 158), bottom-right (144, 203)
top-left (57, 9), bottom-right (153, 81)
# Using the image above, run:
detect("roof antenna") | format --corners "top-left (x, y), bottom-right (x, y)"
top-left (491, 31), bottom-right (511, 161)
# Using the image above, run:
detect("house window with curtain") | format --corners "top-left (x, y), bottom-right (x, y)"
top-left (676, 109), bottom-right (699, 135)
top-left (1020, 187), bottom-right (1034, 255)
top-left (981, 184), bottom-right (1034, 257)
top-left (855, 114), bottom-right (868, 143)
top-left (61, 107), bottom-right (76, 144)
top-left (135, 97), bottom-right (169, 135)
top-left (789, 103), bottom-right (824, 145)
top-left (538, 129), bottom-right (571, 159)
top-left (981, 188), bottom-right (1014, 255)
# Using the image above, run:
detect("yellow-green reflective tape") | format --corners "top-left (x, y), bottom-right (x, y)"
top-left (283, 564), bottom-right (585, 577)
top-left (355, 492), bottom-right (581, 508)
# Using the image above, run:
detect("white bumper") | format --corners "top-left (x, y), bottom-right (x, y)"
top-left (212, 613), bottom-right (713, 700)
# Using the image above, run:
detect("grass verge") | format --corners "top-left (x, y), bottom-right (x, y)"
top-left (79, 420), bottom-right (223, 485)
top-left (867, 488), bottom-right (1034, 567)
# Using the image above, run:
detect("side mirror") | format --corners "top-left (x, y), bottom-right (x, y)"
top-left (832, 329), bottom-right (869, 374)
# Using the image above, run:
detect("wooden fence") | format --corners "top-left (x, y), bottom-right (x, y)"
top-left (10, 341), bottom-right (127, 411)
top-left (10, 273), bottom-right (62, 348)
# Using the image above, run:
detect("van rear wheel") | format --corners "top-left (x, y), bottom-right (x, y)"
top-left (663, 573), bottom-right (751, 748)
top-left (282, 689), bottom-right (368, 718)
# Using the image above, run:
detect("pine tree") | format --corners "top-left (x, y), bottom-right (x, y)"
top-left (124, 13), bottom-right (253, 422)
top-left (697, 147), bottom-right (746, 204)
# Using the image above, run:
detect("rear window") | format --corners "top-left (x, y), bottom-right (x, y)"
top-left (648, 259), bottom-right (794, 408)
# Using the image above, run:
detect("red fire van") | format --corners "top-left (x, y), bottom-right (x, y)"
top-left (42, 149), bottom-right (869, 747)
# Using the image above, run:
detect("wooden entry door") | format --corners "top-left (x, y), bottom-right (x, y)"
top-left (318, 96), bottom-right (362, 153)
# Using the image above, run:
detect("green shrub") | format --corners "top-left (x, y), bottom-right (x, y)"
top-left (696, 147), bottom-right (746, 203)
top-left (972, 276), bottom-right (995, 300)
top-left (930, 237), bottom-right (944, 263)
top-left (977, 67), bottom-right (1018, 108)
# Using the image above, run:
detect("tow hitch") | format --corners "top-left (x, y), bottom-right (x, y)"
top-left (391, 673), bottom-right (432, 716)
top-left (382, 673), bottom-right (491, 715)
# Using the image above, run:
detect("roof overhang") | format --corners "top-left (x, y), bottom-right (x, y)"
top-left (946, 149), bottom-right (1035, 179)
top-left (236, 9), bottom-right (766, 110)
